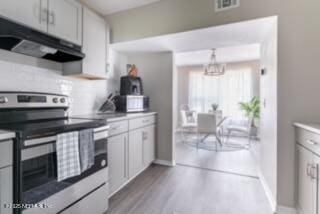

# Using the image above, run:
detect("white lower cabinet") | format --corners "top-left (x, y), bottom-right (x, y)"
top-left (0, 166), bottom-right (12, 214)
top-left (108, 133), bottom-right (128, 195)
top-left (108, 115), bottom-right (156, 197)
top-left (143, 125), bottom-right (156, 167)
top-left (297, 145), bottom-right (316, 214)
top-left (128, 129), bottom-right (144, 178)
top-left (295, 125), bottom-right (320, 214)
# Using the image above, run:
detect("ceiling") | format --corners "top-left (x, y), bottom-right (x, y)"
top-left (81, 0), bottom-right (161, 15)
top-left (175, 44), bottom-right (261, 66)
top-left (110, 16), bottom-right (276, 54)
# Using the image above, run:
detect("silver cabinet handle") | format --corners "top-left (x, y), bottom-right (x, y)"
top-left (40, 8), bottom-right (48, 23)
top-left (111, 125), bottom-right (120, 131)
top-left (307, 164), bottom-right (312, 176)
top-left (49, 11), bottom-right (55, 25)
top-left (307, 139), bottom-right (318, 145)
top-left (310, 165), bottom-right (318, 180)
top-left (143, 119), bottom-right (150, 123)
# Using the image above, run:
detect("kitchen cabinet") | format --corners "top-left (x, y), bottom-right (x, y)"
top-left (128, 129), bottom-right (144, 178)
top-left (297, 145), bottom-right (316, 214)
top-left (0, 166), bottom-right (12, 214)
top-left (0, 139), bottom-right (13, 214)
top-left (0, 0), bottom-right (82, 45)
top-left (0, 0), bottom-right (47, 32)
top-left (47, 0), bottom-right (82, 45)
top-left (107, 114), bottom-right (156, 197)
top-left (63, 6), bottom-right (107, 79)
top-left (108, 133), bottom-right (128, 195)
top-left (295, 124), bottom-right (320, 214)
top-left (143, 125), bottom-right (156, 167)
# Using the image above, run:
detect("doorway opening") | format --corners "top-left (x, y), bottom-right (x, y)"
top-left (175, 44), bottom-right (261, 177)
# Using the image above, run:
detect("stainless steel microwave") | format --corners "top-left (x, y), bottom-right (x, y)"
top-left (115, 95), bottom-right (149, 112)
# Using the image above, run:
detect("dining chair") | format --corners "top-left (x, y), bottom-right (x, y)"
top-left (226, 118), bottom-right (253, 148)
top-left (197, 113), bottom-right (223, 151)
top-left (179, 110), bottom-right (197, 142)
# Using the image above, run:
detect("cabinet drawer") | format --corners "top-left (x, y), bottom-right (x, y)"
top-left (108, 120), bottom-right (128, 137)
top-left (60, 183), bottom-right (108, 214)
top-left (296, 127), bottom-right (320, 156)
top-left (0, 140), bottom-right (12, 168)
top-left (129, 116), bottom-right (156, 130)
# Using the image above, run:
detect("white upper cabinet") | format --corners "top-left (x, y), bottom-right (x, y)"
top-left (0, 0), bottom-right (47, 32)
top-left (47, 0), bottom-right (82, 45)
top-left (0, 0), bottom-right (82, 45)
top-left (82, 7), bottom-right (107, 78)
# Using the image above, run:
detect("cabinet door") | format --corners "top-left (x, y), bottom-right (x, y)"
top-left (82, 7), bottom-right (106, 78)
top-left (143, 125), bottom-right (155, 166)
top-left (108, 133), bottom-right (128, 196)
top-left (0, 166), bottom-right (13, 214)
top-left (297, 146), bottom-right (316, 214)
top-left (0, 0), bottom-right (47, 32)
top-left (313, 155), bottom-right (320, 214)
top-left (129, 129), bottom-right (144, 178)
top-left (47, 0), bottom-right (82, 45)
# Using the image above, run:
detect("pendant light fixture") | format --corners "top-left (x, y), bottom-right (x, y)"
top-left (204, 49), bottom-right (226, 76)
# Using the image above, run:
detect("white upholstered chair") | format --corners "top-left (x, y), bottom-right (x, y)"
top-left (197, 113), bottom-right (223, 151)
top-left (226, 118), bottom-right (253, 148)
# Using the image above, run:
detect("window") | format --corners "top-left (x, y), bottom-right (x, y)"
top-left (189, 66), bottom-right (254, 118)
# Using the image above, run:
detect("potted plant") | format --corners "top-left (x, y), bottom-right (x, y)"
top-left (239, 97), bottom-right (260, 135)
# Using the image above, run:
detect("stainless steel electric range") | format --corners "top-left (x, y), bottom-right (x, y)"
top-left (0, 92), bottom-right (109, 214)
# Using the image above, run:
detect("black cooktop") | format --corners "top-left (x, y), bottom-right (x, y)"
top-left (0, 118), bottom-right (106, 138)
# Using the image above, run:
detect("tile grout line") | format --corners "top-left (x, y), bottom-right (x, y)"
top-left (176, 163), bottom-right (259, 179)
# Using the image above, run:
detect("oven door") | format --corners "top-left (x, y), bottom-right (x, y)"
top-left (19, 126), bottom-right (109, 214)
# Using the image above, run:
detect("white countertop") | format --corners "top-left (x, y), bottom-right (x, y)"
top-left (294, 122), bottom-right (320, 135)
top-left (0, 130), bottom-right (15, 141)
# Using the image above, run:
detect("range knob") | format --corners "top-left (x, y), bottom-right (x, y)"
top-left (52, 97), bottom-right (59, 103)
top-left (60, 98), bottom-right (66, 103)
top-left (101, 159), bottom-right (106, 167)
top-left (0, 96), bottom-right (8, 104)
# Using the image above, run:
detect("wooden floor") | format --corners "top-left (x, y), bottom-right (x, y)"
top-left (175, 135), bottom-right (260, 177)
top-left (107, 164), bottom-right (272, 214)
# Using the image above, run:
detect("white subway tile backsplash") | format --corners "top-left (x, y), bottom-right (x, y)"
top-left (0, 59), bottom-right (108, 116)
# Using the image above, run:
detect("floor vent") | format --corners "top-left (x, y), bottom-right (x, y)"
top-left (215, 0), bottom-right (240, 12)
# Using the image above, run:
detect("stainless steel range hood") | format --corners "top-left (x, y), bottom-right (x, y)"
top-left (0, 17), bottom-right (85, 62)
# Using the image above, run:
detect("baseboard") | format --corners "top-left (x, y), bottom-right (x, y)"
top-left (276, 205), bottom-right (297, 214)
top-left (258, 171), bottom-right (277, 213)
top-left (153, 159), bottom-right (175, 166)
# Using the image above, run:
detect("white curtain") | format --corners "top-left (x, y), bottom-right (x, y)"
top-left (189, 67), bottom-right (253, 118)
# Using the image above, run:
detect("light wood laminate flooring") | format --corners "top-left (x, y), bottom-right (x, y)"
top-left (107, 164), bottom-right (272, 214)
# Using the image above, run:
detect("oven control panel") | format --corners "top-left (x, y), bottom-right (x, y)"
top-left (0, 92), bottom-right (69, 108)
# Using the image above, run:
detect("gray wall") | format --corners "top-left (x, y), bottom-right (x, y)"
top-left (128, 52), bottom-right (174, 164)
top-left (105, 0), bottom-right (320, 208)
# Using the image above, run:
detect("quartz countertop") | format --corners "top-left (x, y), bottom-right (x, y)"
top-left (72, 112), bottom-right (157, 122)
top-left (0, 130), bottom-right (15, 141)
top-left (294, 122), bottom-right (320, 135)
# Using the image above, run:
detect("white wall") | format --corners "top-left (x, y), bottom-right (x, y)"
top-left (259, 20), bottom-right (278, 210)
top-left (105, 0), bottom-right (320, 208)
top-left (127, 52), bottom-right (174, 164)
top-left (0, 49), bottom-right (108, 116)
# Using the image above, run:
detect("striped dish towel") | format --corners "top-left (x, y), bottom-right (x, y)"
top-left (56, 131), bottom-right (81, 182)
top-left (79, 129), bottom-right (95, 172)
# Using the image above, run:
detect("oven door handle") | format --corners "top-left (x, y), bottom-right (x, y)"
top-left (24, 126), bottom-right (109, 147)
top-left (24, 136), bottom-right (56, 147)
